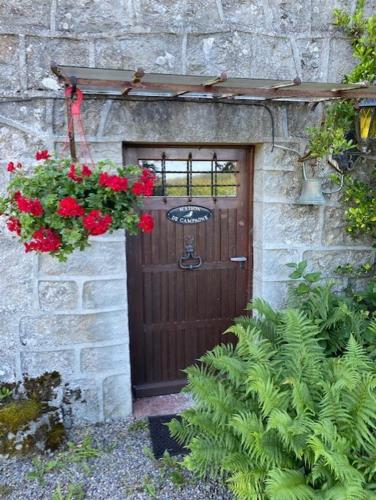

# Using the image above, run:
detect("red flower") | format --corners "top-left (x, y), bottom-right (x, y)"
top-left (82, 209), bottom-right (112, 235)
top-left (132, 168), bottom-right (156, 196)
top-left (16, 195), bottom-right (44, 217)
top-left (67, 164), bottom-right (82, 183)
top-left (7, 162), bottom-right (15, 172)
top-left (67, 164), bottom-right (92, 182)
top-left (99, 172), bottom-right (128, 192)
top-left (138, 213), bottom-right (154, 232)
top-left (24, 228), bottom-right (61, 253)
top-left (81, 165), bottom-right (92, 177)
top-left (35, 150), bottom-right (50, 161)
top-left (57, 197), bottom-right (85, 217)
top-left (6, 216), bottom-right (21, 235)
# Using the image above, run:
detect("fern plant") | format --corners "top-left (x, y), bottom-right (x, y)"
top-left (169, 301), bottom-right (376, 499)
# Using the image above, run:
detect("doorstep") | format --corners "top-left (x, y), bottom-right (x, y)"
top-left (133, 393), bottom-right (192, 418)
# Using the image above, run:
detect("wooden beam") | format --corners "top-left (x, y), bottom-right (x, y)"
top-left (331, 81), bottom-right (369, 93)
top-left (66, 77), bottom-right (376, 100)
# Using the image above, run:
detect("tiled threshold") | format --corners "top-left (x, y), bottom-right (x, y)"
top-left (133, 393), bottom-right (192, 418)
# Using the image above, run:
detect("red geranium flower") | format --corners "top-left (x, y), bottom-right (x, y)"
top-left (6, 161), bottom-right (22, 172)
top-left (99, 172), bottom-right (128, 192)
top-left (57, 197), bottom-right (85, 217)
top-left (82, 209), bottom-right (112, 235)
top-left (35, 150), bottom-right (50, 161)
top-left (138, 213), bottom-right (154, 232)
top-left (16, 194), bottom-right (44, 217)
top-left (24, 228), bottom-right (61, 253)
top-left (81, 165), bottom-right (92, 177)
top-left (132, 168), bottom-right (156, 196)
top-left (6, 216), bottom-right (21, 235)
top-left (67, 164), bottom-right (92, 182)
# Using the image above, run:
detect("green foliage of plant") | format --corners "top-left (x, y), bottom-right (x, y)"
top-left (169, 297), bottom-right (376, 498)
top-left (52, 482), bottom-right (85, 500)
top-left (342, 173), bottom-right (376, 239)
top-left (333, 0), bottom-right (376, 84)
top-left (306, 1), bottom-right (375, 159)
top-left (0, 387), bottom-right (12, 402)
top-left (27, 435), bottom-right (102, 485)
top-left (127, 419), bottom-right (148, 433)
top-left (287, 261), bottom-right (376, 356)
top-left (27, 457), bottom-right (64, 486)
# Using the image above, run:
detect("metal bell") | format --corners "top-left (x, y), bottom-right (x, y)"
top-left (296, 178), bottom-right (327, 205)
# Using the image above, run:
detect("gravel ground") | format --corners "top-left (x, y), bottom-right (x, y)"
top-left (0, 419), bottom-right (233, 500)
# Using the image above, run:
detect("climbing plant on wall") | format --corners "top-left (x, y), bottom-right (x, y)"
top-left (305, 0), bottom-right (376, 242)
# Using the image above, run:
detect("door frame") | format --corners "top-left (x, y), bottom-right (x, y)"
top-left (123, 143), bottom-right (254, 397)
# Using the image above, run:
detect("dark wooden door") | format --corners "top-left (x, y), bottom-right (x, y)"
top-left (125, 146), bottom-right (253, 398)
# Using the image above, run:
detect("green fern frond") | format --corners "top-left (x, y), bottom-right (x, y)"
top-left (265, 469), bottom-right (315, 500)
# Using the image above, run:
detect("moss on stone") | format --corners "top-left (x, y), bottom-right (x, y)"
top-left (45, 421), bottom-right (66, 451)
top-left (0, 399), bottom-right (42, 434)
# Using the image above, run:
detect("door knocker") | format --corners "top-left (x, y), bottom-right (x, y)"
top-left (179, 242), bottom-right (202, 270)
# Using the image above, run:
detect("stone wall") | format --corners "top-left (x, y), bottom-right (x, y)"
top-left (0, 0), bottom-right (374, 422)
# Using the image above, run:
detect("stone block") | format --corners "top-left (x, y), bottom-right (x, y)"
top-left (0, 100), bottom-right (48, 134)
top-left (53, 99), bottom-right (106, 137)
top-left (20, 350), bottom-right (75, 376)
top-left (80, 343), bottom-right (129, 373)
top-left (287, 102), bottom-right (323, 139)
top-left (38, 281), bottom-right (79, 311)
top-left (0, 234), bottom-right (34, 315)
top-left (263, 0), bottom-right (311, 34)
top-left (323, 207), bottom-right (373, 247)
top-left (302, 249), bottom-right (375, 277)
top-left (83, 280), bottom-right (127, 310)
top-left (103, 373), bottom-right (132, 420)
top-left (95, 35), bottom-right (182, 74)
top-left (54, 141), bottom-right (123, 164)
top-left (254, 143), bottom-right (301, 171)
top-left (104, 100), bottom-right (286, 143)
top-left (0, 124), bottom-right (45, 161)
top-left (327, 37), bottom-right (357, 83)
top-left (65, 378), bottom-right (100, 423)
top-left (186, 33), bottom-right (295, 79)
top-left (56, 0), bottom-right (132, 33)
top-left (0, 352), bottom-right (16, 381)
top-left (254, 202), bottom-right (322, 246)
top-left (260, 281), bottom-right (290, 309)
top-left (254, 247), bottom-right (302, 280)
top-left (26, 36), bottom-right (90, 90)
top-left (221, 0), bottom-right (272, 31)
top-left (254, 169), bottom-right (302, 203)
top-left (139, 0), bottom-right (221, 31)
top-left (0, 1), bottom-right (51, 31)
top-left (38, 241), bottom-right (126, 276)
top-left (0, 35), bottom-right (20, 91)
top-left (20, 310), bottom-right (128, 348)
top-left (295, 38), bottom-right (327, 81)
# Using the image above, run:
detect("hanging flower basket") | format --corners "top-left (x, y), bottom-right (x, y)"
top-left (0, 151), bottom-right (155, 261)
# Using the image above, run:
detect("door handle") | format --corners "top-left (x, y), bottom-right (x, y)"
top-left (230, 256), bottom-right (247, 269)
top-left (179, 243), bottom-right (202, 270)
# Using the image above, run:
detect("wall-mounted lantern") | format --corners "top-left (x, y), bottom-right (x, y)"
top-left (356, 98), bottom-right (376, 154)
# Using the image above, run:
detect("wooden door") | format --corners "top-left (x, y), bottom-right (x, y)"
top-left (125, 146), bottom-right (253, 398)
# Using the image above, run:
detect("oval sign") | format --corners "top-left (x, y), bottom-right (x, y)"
top-left (167, 205), bottom-right (213, 225)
